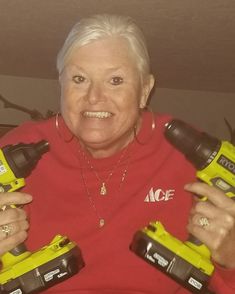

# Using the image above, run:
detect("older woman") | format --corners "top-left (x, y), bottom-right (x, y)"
top-left (0, 14), bottom-right (235, 293)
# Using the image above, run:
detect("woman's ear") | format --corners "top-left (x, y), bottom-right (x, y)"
top-left (140, 74), bottom-right (155, 108)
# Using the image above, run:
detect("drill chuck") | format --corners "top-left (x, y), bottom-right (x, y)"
top-left (165, 120), bottom-right (221, 170)
top-left (165, 119), bottom-right (235, 197)
top-left (2, 140), bottom-right (49, 179)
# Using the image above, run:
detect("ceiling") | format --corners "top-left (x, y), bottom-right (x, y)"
top-left (1, 0), bottom-right (235, 93)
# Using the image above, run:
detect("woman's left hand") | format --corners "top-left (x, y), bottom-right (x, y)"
top-left (185, 182), bottom-right (235, 269)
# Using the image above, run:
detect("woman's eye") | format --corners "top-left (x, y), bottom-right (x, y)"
top-left (72, 75), bottom-right (85, 84)
top-left (110, 76), bottom-right (123, 85)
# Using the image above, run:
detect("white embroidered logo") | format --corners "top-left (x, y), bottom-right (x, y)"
top-left (144, 188), bottom-right (175, 202)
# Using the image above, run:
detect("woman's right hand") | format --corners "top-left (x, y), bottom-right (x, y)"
top-left (0, 192), bottom-right (32, 255)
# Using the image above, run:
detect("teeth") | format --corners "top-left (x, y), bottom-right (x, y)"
top-left (83, 111), bottom-right (112, 118)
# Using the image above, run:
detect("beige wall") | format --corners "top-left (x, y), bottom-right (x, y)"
top-left (150, 88), bottom-right (235, 140)
top-left (0, 74), bottom-right (234, 140)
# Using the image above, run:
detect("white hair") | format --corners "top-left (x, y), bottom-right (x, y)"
top-left (56, 14), bottom-right (151, 79)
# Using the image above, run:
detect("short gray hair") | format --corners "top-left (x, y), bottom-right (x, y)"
top-left (56, 14), bottom-right (151, 79)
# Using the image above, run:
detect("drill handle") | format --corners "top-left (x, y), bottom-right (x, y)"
top-left (1, 247), bottom-right (30, 269)
top-left (0, 178), bottom-right (25, 193)
top-left (9, 243), bottom-right (28, 255)
top-left (186, 235), bottom-right (212, 259)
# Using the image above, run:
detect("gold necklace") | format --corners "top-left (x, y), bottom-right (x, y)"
top-left (78, 147), bottom-right (132, 228)
top-left (79, 146), bottom-right (129, 196)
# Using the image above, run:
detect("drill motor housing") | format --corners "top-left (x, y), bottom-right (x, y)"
top-left (130, 119), bottom-right (235, 293)
top-left (165, 119), bottom-right (235, 197)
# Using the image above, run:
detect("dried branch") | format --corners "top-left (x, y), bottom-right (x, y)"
top-left (0, 94), bottom-right (55, 120)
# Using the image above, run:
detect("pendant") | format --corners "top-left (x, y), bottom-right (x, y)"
top-left (99, 218), bottom-right (105, 227)
top-left (100, 182), bottom-right (107, 195)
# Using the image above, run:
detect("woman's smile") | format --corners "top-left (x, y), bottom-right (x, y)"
top-left (82, 111), bottom-right (113, 119)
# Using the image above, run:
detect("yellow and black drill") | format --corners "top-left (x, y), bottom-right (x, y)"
top-left (130, 119), bottom-right (235, 293)
top-left (0, 140), bottom-right (84, 293)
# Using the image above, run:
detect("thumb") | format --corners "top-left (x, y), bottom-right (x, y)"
top-left (0, 192), bottom-right (33, 207)
top-left (184, 182), bottom-right (235, 212)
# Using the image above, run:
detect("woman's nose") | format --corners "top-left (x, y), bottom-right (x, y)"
top-left (86, 82), bottom-right (104, 104)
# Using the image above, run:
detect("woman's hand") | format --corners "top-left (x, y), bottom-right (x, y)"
top-left (0, 192), bottom-right (32, 255)
top-left (185, 182), bottom-right (235, 269)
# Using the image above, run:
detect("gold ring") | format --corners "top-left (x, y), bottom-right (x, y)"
top-left (1, 224), bottom-right (12, 238)
top-left (199, 217), bottom-right (210, 228)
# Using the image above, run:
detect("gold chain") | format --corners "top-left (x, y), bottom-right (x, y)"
top-left (78, 148), bottom-right (132, 228)
top-left (79, 146), bottom-right (129, 196)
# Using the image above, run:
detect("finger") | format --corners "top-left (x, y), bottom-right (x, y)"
top-left (190, 199), bottom-right (235, 230)
top-left (0, 208), bottom-right (28, 225)
top-left (187, 220), bottom-right (232, 253)
top-left (188, 211), bottom-right (235, 252)
top-left (0, 223), bottom-right (13, 239)
top-left (192, 201), bottom-right (222, 219)
top-left (0, 192), bottom-right (32, 208)
top-left (0, 231), bottom-right (28, 256)
top-left (190, 213), bottom-right (210, 228)
top-left (184, 182), bottom-right (235, 212)
top-left (189, 213), bottom-right (220, 234)
top-left (0, 220), bottom-right (29, 240)
top-left (187, 221), bottom-right (215, 247)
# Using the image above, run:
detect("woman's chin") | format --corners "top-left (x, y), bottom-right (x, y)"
top-left (79, 135), bottom-right (112, 148)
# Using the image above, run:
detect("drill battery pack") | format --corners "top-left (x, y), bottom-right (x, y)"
top-left (130, 221), bottom-right (214, 294)
top-left (0, 235), bottom-right (85, 294)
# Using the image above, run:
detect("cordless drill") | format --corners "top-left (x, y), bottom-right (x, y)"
top-left (130, 119), bottom-right (235, 293)
top-left (0, 140), bottom-right (85, 293)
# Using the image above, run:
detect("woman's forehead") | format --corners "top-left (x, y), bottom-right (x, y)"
top-left (65, 38), bottom-right (139, 72)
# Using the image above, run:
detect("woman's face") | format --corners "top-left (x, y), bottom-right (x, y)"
top-left (60, 37), bottom-right (153, 156)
